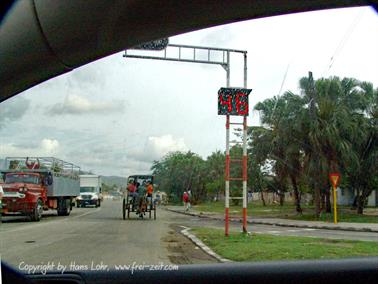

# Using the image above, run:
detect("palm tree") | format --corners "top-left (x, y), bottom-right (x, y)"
top-left (344, 81), bottom-right (378, 214)
top-left (252, 93), bottom-right (305, 212)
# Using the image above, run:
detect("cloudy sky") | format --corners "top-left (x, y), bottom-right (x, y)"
top-left (0, 6), bottom-right (377, 177)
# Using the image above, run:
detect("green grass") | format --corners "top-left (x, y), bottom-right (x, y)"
top-left (192, 227), bottom-right (378, 262)
top-left (288, 212), bottom-right (378, 223)
top-left (194, 201), bottom-right (303, 216)
top-left (192, 201), bottom-right (378, 223)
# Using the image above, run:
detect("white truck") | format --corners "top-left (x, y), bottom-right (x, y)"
top-left (77, 175), bottom-right (103, 208)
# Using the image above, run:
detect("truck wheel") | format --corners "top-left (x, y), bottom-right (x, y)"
top-left (65, 200), bottom-right (72, 216)
top-left (57, 207), bottom-right (66, 216)
top-left (57, 199), bottom-right (70, 216)
top-left (30, 199), bottom-right (43, 222)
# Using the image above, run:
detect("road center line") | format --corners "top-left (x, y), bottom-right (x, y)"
top-left (66, 208), bottom-right (101, 220)
top-left (0, 208), bottom-right (101, 233)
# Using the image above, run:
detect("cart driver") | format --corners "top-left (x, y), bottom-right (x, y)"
top-left (146, 181), bottom-right (153, 205)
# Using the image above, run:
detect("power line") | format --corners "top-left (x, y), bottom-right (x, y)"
top-left (270, 63), bottom-right (291, 121)
top-left (322, 9), bottom-right (365, 77)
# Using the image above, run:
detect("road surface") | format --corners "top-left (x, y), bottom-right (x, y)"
top-left (0, 199), bottom-right (214, 272)
top-left (1, 200), bottom-right (377, 274)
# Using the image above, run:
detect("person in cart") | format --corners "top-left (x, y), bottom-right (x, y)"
top-left (127, 180), bottom-right (138, 210)
top-left (146, 181), bottom-right (154, 208)
top-left (136, 182), bottom-right (146, 215)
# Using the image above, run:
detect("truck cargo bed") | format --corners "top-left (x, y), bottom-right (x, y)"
top-left (47, 176), bottom-right (80, 197)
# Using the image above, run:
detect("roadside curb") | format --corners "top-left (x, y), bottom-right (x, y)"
top-left (179, 225), bottom-right (232, 263)
top-left (165, 208), bottom-right (378, 233)
top-left (245, 220), bottom-right (378, 233)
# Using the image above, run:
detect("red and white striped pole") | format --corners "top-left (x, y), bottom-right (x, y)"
top-left (225, 115), bottom-right (230, 236)
top-left (242, 51), bottom-right (248, 233)
top-left (225, 51), bottom-right (230, 237)
top-left (242, 115), bottom-right (248, 233)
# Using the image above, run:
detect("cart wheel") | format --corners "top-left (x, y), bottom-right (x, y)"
top-left (154, 206), bottom-right (156, 220)
top-left (122, 198), bottom-right (126, 220)
top-left (127, 204), bottom-right (130, 219)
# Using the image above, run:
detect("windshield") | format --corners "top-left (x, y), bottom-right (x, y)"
top-left (4, 174), bottom-right (40, 184)
top-left (0, 5), bottom-right (377, 277)
top-left (80, 187), bottom-right (96, 193)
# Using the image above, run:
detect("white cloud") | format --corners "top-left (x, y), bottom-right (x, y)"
top-left (0, 96), bottom-right (30, 129)
top-left (127, 135), bottom-right (188, 163)
top-left (148, 135), bottom-right (188, 156)
top-left (47, 94), bottom-right (125, 115)
top-left (0, 139), bottom-right (60, 157)
top-left (40, 139), bottom-right (60, 154)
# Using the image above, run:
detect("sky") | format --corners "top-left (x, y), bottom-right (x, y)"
top-left (0, 6), bottom-right (377, 177)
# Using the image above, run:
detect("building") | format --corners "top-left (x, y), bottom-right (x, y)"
top-left (337, 188), bottom-right (378, 207)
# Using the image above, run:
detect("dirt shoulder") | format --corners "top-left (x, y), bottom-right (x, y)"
top-left (162, 224), bottom-right (219, 265)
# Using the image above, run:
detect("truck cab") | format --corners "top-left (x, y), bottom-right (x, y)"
top-left (0, 171), bottom-right (46, 221)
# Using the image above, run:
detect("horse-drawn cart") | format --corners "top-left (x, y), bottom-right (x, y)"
top-left (122, 175), bottom-right (156, 220)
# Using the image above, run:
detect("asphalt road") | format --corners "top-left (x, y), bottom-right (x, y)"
top-left (0, 199), bottom-right (215, 273)
top-left (1, 200), bottom-right (377, 273)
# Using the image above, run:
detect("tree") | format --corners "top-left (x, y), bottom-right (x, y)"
top-left (151, 151), bottom-right (205, 204)
top-left (204, 150), bottom-right (225, 201)
top-left (252, 74), bottom-right (377, 216)
top-left (343, 81), bottom-right (378, 213)
top-left (252, 92), bottom-right (305, 211)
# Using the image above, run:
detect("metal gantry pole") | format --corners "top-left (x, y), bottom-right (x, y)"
top-left (225, 51), bottom-right (230, 237)
top-left (242, 51), bottom-right (248, 233)
top-left (123, 44), bottom-right (248, 236)
top-left (242, 116), bottom-right (248, 233)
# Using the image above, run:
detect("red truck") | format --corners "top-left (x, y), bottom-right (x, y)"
top-left (0, 157), bottom-right (80, 221)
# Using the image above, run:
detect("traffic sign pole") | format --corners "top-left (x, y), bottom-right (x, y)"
top-left (333, 185), bottom-right (337, 224)
top-left (329, 173), bottom-right (340, 225)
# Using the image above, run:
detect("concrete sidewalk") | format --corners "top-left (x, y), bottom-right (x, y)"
top-left (166, 206), bottom-right (378, 233)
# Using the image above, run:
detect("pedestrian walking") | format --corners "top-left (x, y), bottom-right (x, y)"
top-left (248, 190), bottom-right (253, 203)
top-left (156, 191), bottom-right (161, 206)
top-left (183, 191), bottom-right (189, 211)
top-left (187, 190), bottom-right (192, 210)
